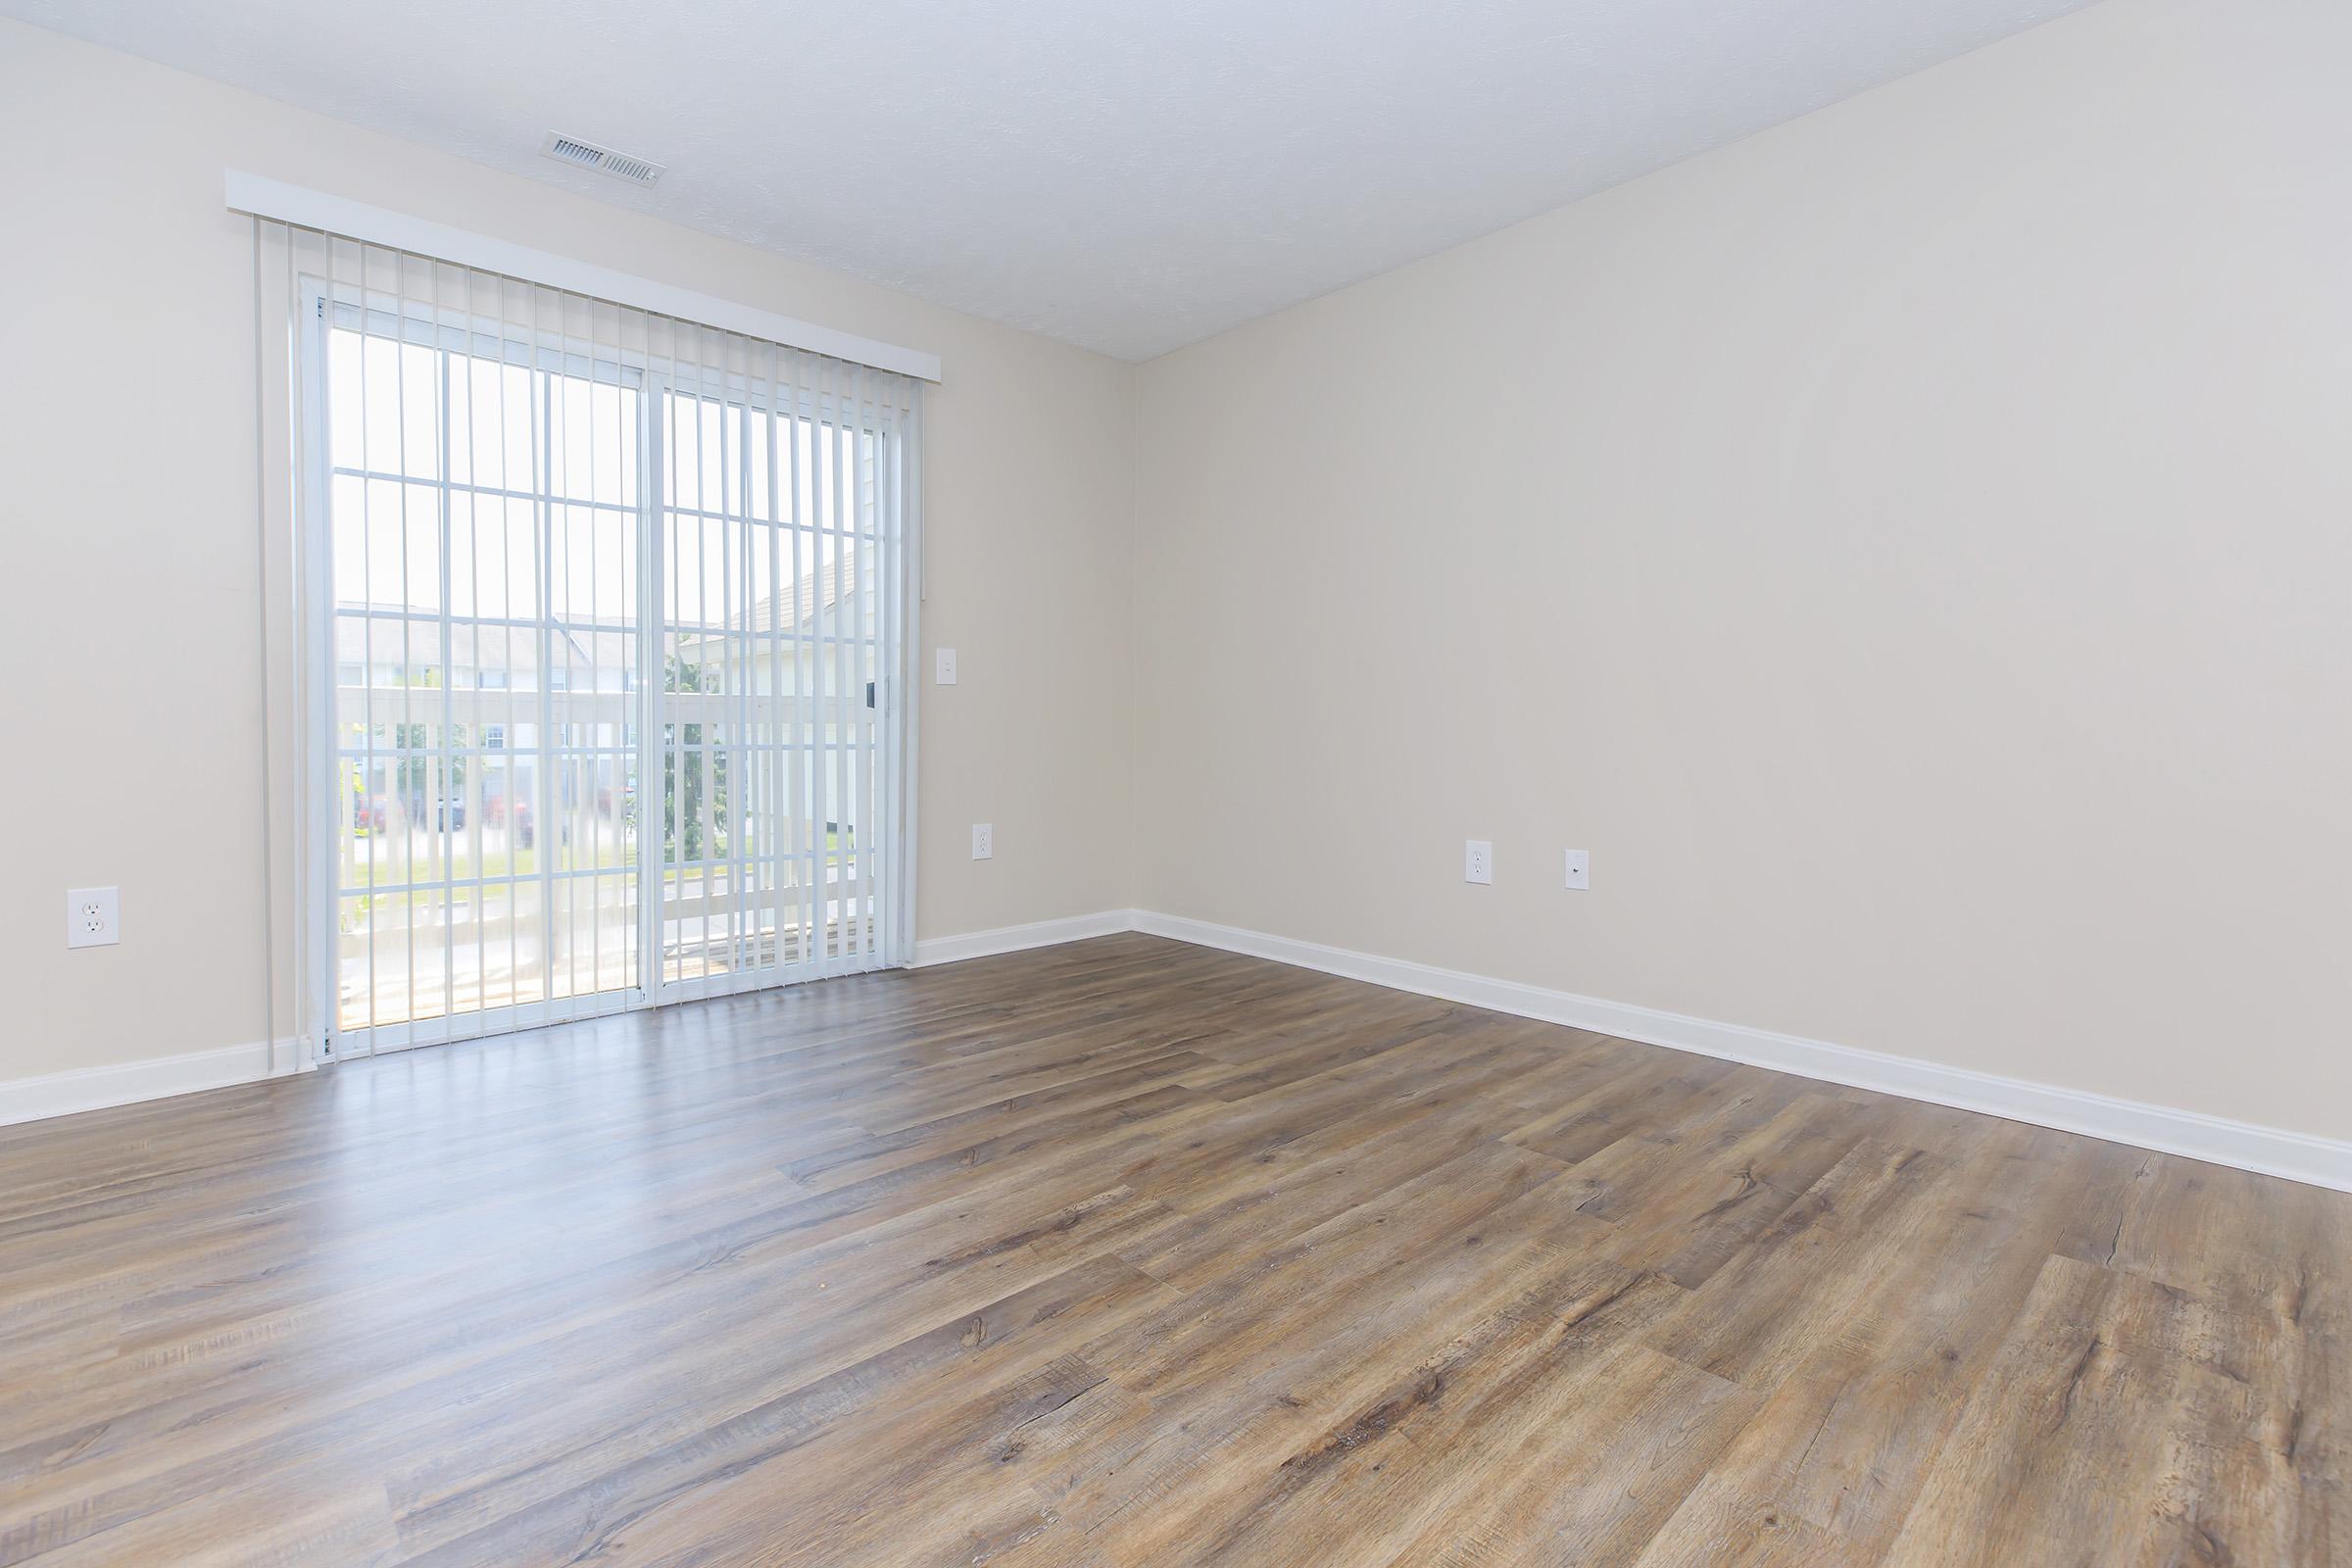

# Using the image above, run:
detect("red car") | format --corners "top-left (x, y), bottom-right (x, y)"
top-left (482, 787), bottom-right (536, 848)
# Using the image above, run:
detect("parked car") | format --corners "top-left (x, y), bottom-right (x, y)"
top-left (405, 793), bottom-right (466, 832)
top-left (481, 786), bottom-right (535, 848)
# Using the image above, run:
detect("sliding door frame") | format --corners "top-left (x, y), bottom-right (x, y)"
top-left (301, 283), bottom-right (661, 1058)
top-left (296, 280), bottom-right (919, 1063)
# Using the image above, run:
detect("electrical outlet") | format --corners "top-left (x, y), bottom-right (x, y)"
top-left (935, 647), bottom-right (958, 685)
top-left (66, 887), bottom-right (120, 949)
top-left (972, 822), bottom-right (994, 859)
top-left (1564, 850), bottom-right (1591, 890)
top-left (1464, 840), bottom-right (1494, 885)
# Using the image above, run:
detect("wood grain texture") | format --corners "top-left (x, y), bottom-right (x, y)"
top-left (0, 933), bottom-right (2343, 1566)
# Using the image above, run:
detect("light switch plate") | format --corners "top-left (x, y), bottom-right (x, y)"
top-left (935, 647), bottom-right (958, 685)
top-left (67, 886), bottom-right (120, 949)
top-left (1464, 841), bottom-right (1494, 885)
top-left (1564, 850), bottom-right (1591, 890)
top-left (972, 822), bottom-right (994, 859)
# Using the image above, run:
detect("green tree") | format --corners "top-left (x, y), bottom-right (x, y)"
top-left (390, 669), bottom-right (464, 802)
top-left (393, 723), bottom-right (466, 799)
top-left (662, 654), bottom-right (728, 863)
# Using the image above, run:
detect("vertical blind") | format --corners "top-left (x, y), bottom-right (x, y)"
top-left (258, 220), bottom-right (921, 1058)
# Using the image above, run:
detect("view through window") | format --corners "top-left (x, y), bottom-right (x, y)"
top-left (302, 253), bottom-right (915, 1055)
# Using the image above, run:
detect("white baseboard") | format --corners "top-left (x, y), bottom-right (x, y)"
top-left (0, 1037), bottom-right (304, 1130)
top-left (1130, 910), bottom-right (2352, 1195)
top-left (910, 909), bottom-right (1137, 969)
top-left (12, 913), bottom-right (2345, 1196)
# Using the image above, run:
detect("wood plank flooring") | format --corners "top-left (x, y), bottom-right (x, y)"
top-left (0, 933), bottom-right (2343, 1566)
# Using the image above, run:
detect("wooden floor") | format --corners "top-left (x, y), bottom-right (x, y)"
top-left (1, 935), bottom-right (2343, 1567)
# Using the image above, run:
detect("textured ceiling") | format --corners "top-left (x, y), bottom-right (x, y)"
top-left (5, 0), bottom-right (2096, 360)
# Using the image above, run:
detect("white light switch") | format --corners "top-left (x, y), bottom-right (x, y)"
top-left (972, 823), bottom-right (994, 859)
top-left (1564, 850), bottom-right (1591, 890)
top-left (67, 887), bottom-right (120, 948)
top-left (1464, 841), bottom-right (1494, 885)
top-left (935, 647), bottom-right (958, 685)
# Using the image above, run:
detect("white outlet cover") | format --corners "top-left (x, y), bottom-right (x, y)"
top-left (935, 647), bottom-right (958, 685)
top-left (67, 886), bottom-right (121, 949)
top-left (972, 822), bottom-right (994, 859)
top-left (1464, 840), bottom-right (1494, 885)
top-left (1564, 849), bottom-right (1591, 890)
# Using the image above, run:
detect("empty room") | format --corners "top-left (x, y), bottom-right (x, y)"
top-left (0, 0), bottom-right (2345, 1562)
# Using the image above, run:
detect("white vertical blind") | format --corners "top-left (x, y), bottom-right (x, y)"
top-left (257, 220), bottom-right (920, 1059)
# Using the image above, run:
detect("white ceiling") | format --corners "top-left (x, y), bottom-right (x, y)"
top-left (7, 0), bottom-right (2096, 361)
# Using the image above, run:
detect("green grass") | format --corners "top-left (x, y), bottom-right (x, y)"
top-left (339, 831), bottom-right (853, 928)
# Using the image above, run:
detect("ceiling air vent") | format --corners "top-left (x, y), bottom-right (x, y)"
top-left (539, 132), bottom-right (665, 186)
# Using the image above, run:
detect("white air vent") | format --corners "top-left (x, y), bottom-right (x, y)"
top-left (539, 132), bottom-right (664, 186)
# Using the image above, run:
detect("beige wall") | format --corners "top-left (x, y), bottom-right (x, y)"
top-left (1134, 0), bottom-right (2352, 1142)
top-left (7, 0), bottom-right (2347, 1147)
top-left (0, 20), bottom-right (1134, 1083)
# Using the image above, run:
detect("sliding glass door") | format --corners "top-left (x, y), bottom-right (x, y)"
top-left (655, 381), bottom-right (897, 998)
top-left (292, 235), bottom-right (917, 1059)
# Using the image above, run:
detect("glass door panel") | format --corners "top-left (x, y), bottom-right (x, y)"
top-left (310, 267), bottom-right (911, 1056)
top-left (656, 386), bottom-right (892, 995)
top-left (324, 309), bottom-right (646, 1052)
